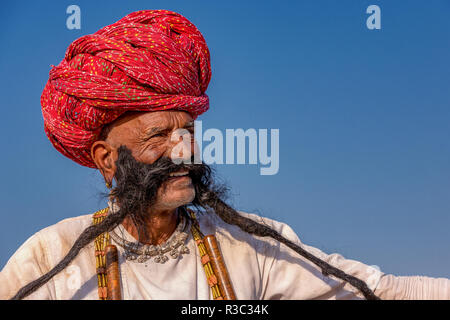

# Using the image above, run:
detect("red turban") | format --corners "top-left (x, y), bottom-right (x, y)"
top-left (41, 10), bottom-right (211, 168)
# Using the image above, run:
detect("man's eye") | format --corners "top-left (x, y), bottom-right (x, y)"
top-left (151, 133), bottom-right (165, 138)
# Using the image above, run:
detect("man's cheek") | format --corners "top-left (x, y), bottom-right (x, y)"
top-left (136, 145), bottom-right (166, 164)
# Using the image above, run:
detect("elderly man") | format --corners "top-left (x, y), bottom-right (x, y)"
top-left (1, 10), bottom-right (449, 300)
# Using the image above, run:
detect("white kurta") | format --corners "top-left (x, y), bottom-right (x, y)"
top-left (0, 210), bottom-right (448, 300)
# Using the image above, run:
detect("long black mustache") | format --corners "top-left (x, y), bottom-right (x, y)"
top-left (11, 146), bottom-right (379, 300)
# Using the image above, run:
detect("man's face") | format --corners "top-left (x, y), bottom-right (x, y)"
top-left (100, 110), bottom-right (197, 211)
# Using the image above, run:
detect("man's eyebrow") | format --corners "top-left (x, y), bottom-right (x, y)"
top-left (145, 127), bottom-right (164, 137)
top-left (144, 121), bottom-right (194, 138)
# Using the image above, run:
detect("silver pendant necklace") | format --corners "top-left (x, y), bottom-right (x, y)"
top-left (109, 207), bottom-right (191, 264)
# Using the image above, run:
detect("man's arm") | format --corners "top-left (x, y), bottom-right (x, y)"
top-left (374, 274), bottom-right (449, 300)
top-left (257, 220), bottom-right (449, 300)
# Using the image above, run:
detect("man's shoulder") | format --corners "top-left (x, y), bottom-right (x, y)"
top-left (2, 211), bottom-right (97, 274)
top-left (33, 211), bottom-right (99, 251)
top-left (195, 209), bottom-right (302, 246)
top-left (38, 212), bottom-right (93, 236)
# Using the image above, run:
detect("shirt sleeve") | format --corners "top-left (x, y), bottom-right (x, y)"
top-left (374, 274), bottom-right (449, 300)
top-left (0, 231), bottom-right (55, 300)
top-left (259, 221), bottom-right (450, 300)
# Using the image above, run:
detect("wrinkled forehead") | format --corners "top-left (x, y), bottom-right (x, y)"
top-left (104, 110), bottom-right (194, 143)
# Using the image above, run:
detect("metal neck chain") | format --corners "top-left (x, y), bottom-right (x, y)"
top-left (109, 208), bottom-right (191, 264)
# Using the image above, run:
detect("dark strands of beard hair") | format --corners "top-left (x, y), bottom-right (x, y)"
top-left (11, 146), bottom-right (380, 300)
top-left (10, 146), bottom-right (204, 300)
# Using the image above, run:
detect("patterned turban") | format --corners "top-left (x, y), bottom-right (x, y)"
top-left (41, 10), bottom-right (211, 168)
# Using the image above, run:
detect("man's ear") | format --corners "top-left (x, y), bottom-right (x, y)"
top-left (91, 141), bottom-right (117, 185)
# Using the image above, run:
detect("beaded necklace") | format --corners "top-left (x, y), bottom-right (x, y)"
top-left (92, 207), bottom-right (224, 300)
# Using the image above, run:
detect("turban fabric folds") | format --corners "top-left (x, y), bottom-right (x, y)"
top-left (41, 10), bottom-right (211, 168)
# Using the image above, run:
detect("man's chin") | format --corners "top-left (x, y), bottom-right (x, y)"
top-left (166, 175), bottom-right (193, 188)
top-left (154, 186), bottom-right (196, 211)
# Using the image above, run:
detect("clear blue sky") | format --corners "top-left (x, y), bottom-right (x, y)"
top-left (0, 0), bottom-right (449, 278)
